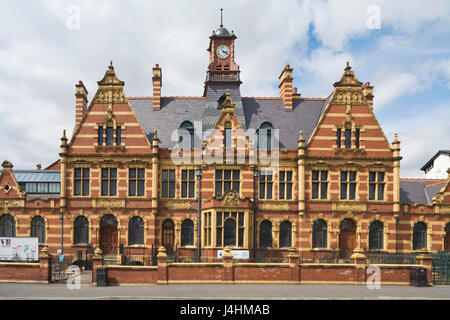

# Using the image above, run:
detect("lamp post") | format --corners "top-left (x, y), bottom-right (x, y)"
top-left (195, 166), bottom-right (202, 262)
top-left (253, 167), bottom-right (259, 261)
top-left (59, 211), bottom-right (64, 271)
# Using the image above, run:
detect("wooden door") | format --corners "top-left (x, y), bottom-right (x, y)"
top-left (100, 215), bottom-right (118, 254)
top-left (162, 220), bottom-right (175, 253)
top-left (339, 230), bottom-right (356, 259)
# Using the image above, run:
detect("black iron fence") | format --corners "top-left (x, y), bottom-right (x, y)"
top-left (364, 251), bottom-right (419, 264)
top-left (72, 244), bottom-right (94, 270)
top-left (432, 251), bottom-right (450, 285)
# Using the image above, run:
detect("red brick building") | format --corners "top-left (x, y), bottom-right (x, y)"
top-left (1, 22), bottom-right (450, 266)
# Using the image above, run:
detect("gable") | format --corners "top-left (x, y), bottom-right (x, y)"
top-left (0, 161), bottom-right (24, 199)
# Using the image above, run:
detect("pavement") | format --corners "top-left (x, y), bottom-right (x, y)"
top-left (0, 281), bottom-right (449, 300)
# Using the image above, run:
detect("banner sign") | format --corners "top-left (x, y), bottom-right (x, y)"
top-left (0, 237), bottom-right (39, 261)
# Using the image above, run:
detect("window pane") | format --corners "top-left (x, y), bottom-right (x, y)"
top-left (129, 180), bottom-right (136, 196)
top-left (106, 127), bottom-right (114, 146)
top-left (378, 184), bottom-right (384, 200)
top-left (233, 170), bottom-right (240, 180)
top-left (286, 183), bottom-right (292, 199)
top-left (355, 129), bottom-right (360, 148)
top-left (215, 170), bottom-right (222, 179)
top-left (349, 183), bottom-right (356, 200)
top-left (169, 170), bottom-right (175, 180)
top-left (182, 170), bottom-right (187, 180)
top-left (162, 181), bottom-right (168, 197)
top-left (340, 183), bottom-right (347, 199)
top-left (116, 126), bottom-right (121, 146)
top-left (369, 184), bottom-right (375, 200)
top-left (162, 170), bottom-right (168, 180)
top-left (344, 129), bottom-right (351, 148)
top-left (259, 183), bottom-right (265, 199)
top-left (101, 180), bottom-right (108, 196)
top-left (232, 181), bottom-right (239, 192)
top-left (181, 182), bottom-right (187, 197)
top-left (320, 182), bottom-right (327, 199)
top-left (129, 168), bottom-right (136, 179)
top-left (189, 170), bottom-right (195, 180)
top-left (238, 213), bottom-right (244, 227)
top-left (189, 182), bottom-right (195, 198)
top-left (224, 219), bottom-right (236, 246)
top-left (259, 221), bottom-right (272, 248)
top-left (280, 171), bottom-right (285, 182)
top-left (280, 183), bottom-right (285, 199)
top-left (138, 168), bottom-right (145, 178)
top-left (224, 181), bottom-right (231, 192)
top-left (215, 182), bottom-right (222, 196)
top-left (82, 180), bottom-right (89, 196)
top-left (224, 170), bottom-right (231, 180)
top-left (286, 171), bottom-right (292, 181)
top-left (336, 129), bottom-right (341, 148)
top-left (312, 171), bottom-right (318, 181)
top-left (101, 168), bottom-right (108, 178)
top-left (341, 171), bottom-right (347, 181)
top-left (110, 180), bottom-right (117, 196)
top-left (216, 228), bottom-right (222, 247)
top-left (75, 168), bottom-right (81, 178)
top-left (321, 171), bottom-right (328, 181)
top-left (267, 182), bottom-right (273, 199)
top-left (169, 182), bottom-right (175, 198)
top-left (238, 228), bottom-right (244, 247)
top-left (312, 183), bottom-right (319, 199)
top-left (74, 180), bottom-right (81, 196)
top-left (349, 171), bottom-right (356, 181)
top-left (369, 172), bottom-right (376, 182)
top-left (217, 212), bottom-right (222, 226)
top-left (378, 172), bottom-right (384, 182)
top-left (224, 128), bottom-right (231, 148)
top-left (137, 180), bottom-right (144, 196)
top-left (110, 169), bottom-right (117, 178)
top-left (98, 127), bottom-right (104, 145)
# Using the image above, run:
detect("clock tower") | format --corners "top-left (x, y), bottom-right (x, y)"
top-left (204, 20), bottom-right (241, 96)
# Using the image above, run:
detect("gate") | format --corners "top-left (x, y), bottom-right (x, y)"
top-left (431, 251), bottom-right (450, 285)
top-left (51, 255), bottom-right (73, 282)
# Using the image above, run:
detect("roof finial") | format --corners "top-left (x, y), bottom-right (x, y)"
top-left (109, 60), bottom-right (113, 69)
top-left (220, 8), bottom-right (223, 27)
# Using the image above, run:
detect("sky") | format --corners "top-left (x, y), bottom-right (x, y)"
top-left (0, 0), bottom-right (449, 177)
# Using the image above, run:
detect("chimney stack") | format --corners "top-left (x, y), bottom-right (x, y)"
top-left (152, 64), bottom-right (162, 110)
top-left (75, 81), bottom-right (88, 127)
top-left (279, 65), bottom-right (293, 111)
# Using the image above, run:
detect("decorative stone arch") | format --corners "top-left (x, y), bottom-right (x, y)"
top-left (336, 214), bottom-right (358, 256)
top-left (366, 217), bottom-right (387, 251)
top-left (28, 212), bottom-right (49, 244)
top-left (410, 218), bottom-right (431, 252)
top-left (278, 218), bottom-right (294, 249)
top-left (97, 210), bottom-right (121, 230)
top-left (71, 213), bottom-right (91, 245)
top-left (0, 212), bottom-right (17, 236)
top-left (126, 213), bottom-right (146, 246)
top-left (257, 217), bottom-right (274, 249)
top-left (310, 216), bottom-right (330, 250)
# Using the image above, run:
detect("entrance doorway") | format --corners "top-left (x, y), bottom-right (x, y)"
top-left (100, 214), bottom-right (118, 254)
top-left (339, 218), bottom-right (356, 259)
top-left (162, 219), bottom-right (175, 253)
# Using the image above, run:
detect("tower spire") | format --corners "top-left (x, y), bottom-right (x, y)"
top-left (220, 8), bottom-right (223, 27)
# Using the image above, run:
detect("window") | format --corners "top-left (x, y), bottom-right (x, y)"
top-left (224, 128), bottom-right (232, 148)
top-left (259, 170), bottom-right (273, 199)
top-left (179, 121), bottom-right (194, 149)
top-left (181, 169), bottom-right (195, 198)
top-left (369, 171), bottom-right (385, 200)
top-left (116, 126), bottom-right (122, 146)
top-left (355, 129), bottom-right (360, 148)
top-left (129, 168), bottom-right (145, 196)
top-left (312, 219), bottom-right (327, 248)
top-left (20, 182), bottom-right (60, 194)
top-left (336, 129), bottom-right (341, 148)
top-left (413, 222), bottom-right (427, 250)
top-left (162, 219), bottom-right (175, 251)
top-left (369, 221), bottom-right (383, 250)
top-left (128, 216), bottom-right (144, 245)
top-left (279, 170), bottom-right (293, 199)
top-left (259, 220), bottom-right (272, 248)
top-left (344, 129), bottom-right (351, 148)
top-left (101, 168), bottom-right (117, 196)
top-left (215, 169), bottom-right (240, 197)
top-left (106, 127), bottom-right (114, 146)
top-left (181, 219), bottom-right (194, 246)
top-left (279, 221), bottom-right (292, 248)
top-left (74, 168), bottom-right (90, 196)
top-left (216, 212), bottom-right (244, 247)
top-left (204, 212), bottom-right (212, 247)
top-left (0, 214), bottom-right (16, 237)
top-left (98, 127), bottom-right (104, 146)
top-left (340, 170), bottom-right (356, 200)
top-left (31, 216), bottom-right (45, 244)
top-left (162, 169), bottom-right (175, 198)
top-left (312, 170), bottom-right (328, 199)
top-left (73, 216), bottom-right (89, 244)
top-left (258, 122), bottom-right (273, 151)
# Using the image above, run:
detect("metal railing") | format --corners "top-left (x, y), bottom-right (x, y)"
top-left (364, 251), bottom-right (419, 264)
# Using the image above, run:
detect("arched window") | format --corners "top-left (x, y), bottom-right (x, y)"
top-left (0, 214), bottom-right (16, 237)
top-left (279, 221), bottom-right (292, 248)
top-left (179, 121), bottom-right (194, 149)
top-left (369, 221), bottom-right (383, 250)
top-left (128, 216), bottom-right (144, 245)
top-left (413, 222), bottom-right (427, 250)
top-left (224, 218), bottom-right (236, 247)
top-left (312, 219), bottom-right (327, 248)
top-left (258, 122), bottom-right (274, 151)
top-left (74, 216), bottom-right (89, 244)
top-left (31, 216), bottom-right (45, 244)
top-left (181, 219), bottom-right (194, 246)
top-left (259, 220), bottom-right (272, 248)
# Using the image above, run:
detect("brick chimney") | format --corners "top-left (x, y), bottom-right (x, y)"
top-left (279, 65), bottom-right (293, 111)
top-left (362, 82), bottom-right (374, 111)
top-left (75, 81), bottom-right (88, 127)
top-left (152, 64), bottom-right (162, 110)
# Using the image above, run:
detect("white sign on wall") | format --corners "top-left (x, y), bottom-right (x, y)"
top-left (0, 237), bottom-right (39, 261)
top-left (217, 249), bottom-right (250, 260)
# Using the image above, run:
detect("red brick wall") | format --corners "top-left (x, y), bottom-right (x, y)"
top-left (233, 264), bottom-right (291, 282)
top-left (106, 266), bottom-right (158, 285)
top-left (167, 264), bottom-right (223, 282)
top-left (0, 262), bottom-right (49, 283)
top-left (300, 264), bottom-right (357, 283)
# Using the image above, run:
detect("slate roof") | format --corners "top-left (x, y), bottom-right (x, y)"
top-left (129, 92), bottom-right (328, 150)
top-left (400, 179), bottom-right (446, 204)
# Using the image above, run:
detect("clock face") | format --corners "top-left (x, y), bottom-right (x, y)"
top-left (216, 45), bottom-right (230, 59)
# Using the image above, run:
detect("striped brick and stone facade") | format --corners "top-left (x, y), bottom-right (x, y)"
top-left (1, 23), bottom-right (450, 270)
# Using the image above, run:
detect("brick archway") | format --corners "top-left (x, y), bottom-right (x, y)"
top-left (339, 218), bottom-right (356, 259)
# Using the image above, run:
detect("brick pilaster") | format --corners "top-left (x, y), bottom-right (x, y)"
top-left (222, 247), bottom-right (234, 284)
top-left (287, 248), bottom-right (300, 284)
top-left (350, 248), bottom-right (367, 284)
top-left (38, 246), bottom-right (52, 283)
top-left (157, 246), bottom-right (168, 284)
top-left (91, 247), bottom-right (104, 285)
top-left (416, 253), bottom-right (433, 286)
